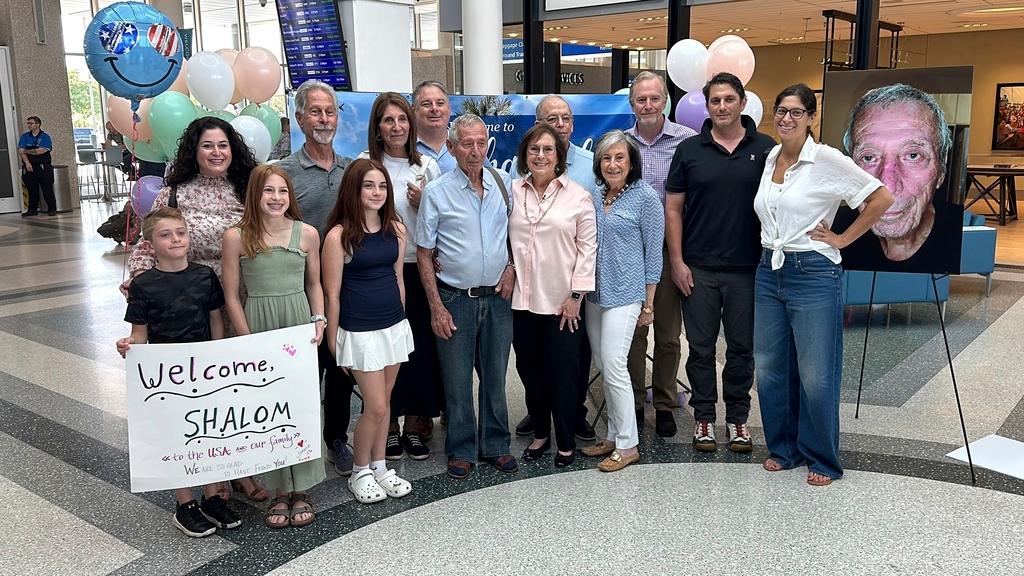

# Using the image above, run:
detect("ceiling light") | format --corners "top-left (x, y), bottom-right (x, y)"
top-left (587, 42), bottom-right (596, 46)
top-left (550, 37), bottom-right (560, 42)
top-left (620, 45), bottom-right (630, 49)
top-left (627, 36), bottom-right (656, 42)
top-left (507, 33), bottom-right (518, 37)
top-left (719, 27), bottom-right (749, 33)
top-left (569, 39), bottom-right (578, 44)
top-left (604, 43), bottom-right (613, 47)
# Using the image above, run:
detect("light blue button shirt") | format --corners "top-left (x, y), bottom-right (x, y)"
top-left (514, 143), bottom-right (597, 194)
top-left (417, 138), bottom-right (457, 174)
top-left (416, 165), bottom-right (513, 289)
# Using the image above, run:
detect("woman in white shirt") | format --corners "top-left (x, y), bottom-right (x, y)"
top-left (360, 92), bottom-right (442, 460)
top-left (753, 84), bottom-right (893, 486)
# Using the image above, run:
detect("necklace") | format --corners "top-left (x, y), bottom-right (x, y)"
top-left (603, 184), bottom-right (628, 207)
top-left (523, 185), bottom-right (561, 225)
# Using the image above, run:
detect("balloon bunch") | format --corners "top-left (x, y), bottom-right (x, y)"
top-left (665, 36), bottom-right (763, 132)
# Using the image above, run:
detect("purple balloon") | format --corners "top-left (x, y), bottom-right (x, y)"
top-left (675, 91), bottom-right (710, 132)
top-left (131, 175), bottom-right (164, 217)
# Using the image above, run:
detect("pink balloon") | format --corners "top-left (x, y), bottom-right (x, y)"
top-left (131, 175), bottom-right (164, 218)
top-left (168, 58), bottom-right (189, 95)
top-left (234, 47), bottom-right (281, 104)
top-left (106, 96), bottom-right (153, 142)
top-left (706, 38), bottom-right (755, 86)
top-left (216, 49), bottom-right (245, 104)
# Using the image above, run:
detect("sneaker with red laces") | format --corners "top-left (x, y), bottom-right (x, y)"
top-left (727, 423), bottom-right (752, 453)
top-left (693, 421), bottom-right (717, 452)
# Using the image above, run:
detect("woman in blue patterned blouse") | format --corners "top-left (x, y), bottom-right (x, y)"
top-left (580, 130), bottom-right (664, 472)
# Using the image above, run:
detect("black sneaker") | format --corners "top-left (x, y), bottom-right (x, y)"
top-left (174, 500), bottom-right (216, 538)
top-left (515, 415), bottom-right (534, 436)
top-left (200, 495), bottom-right (241, 529)
top-left (655, 410), bottom-right (677, 438)
top-left (574, 418), bottom-right (596, 442)
top-left (401, 432), bottom-right (430, 460)
top-left (385, 431), bottom-right (404, 460)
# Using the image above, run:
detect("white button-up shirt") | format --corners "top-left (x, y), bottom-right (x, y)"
top-left (754, 136), bottom-right (883, 270)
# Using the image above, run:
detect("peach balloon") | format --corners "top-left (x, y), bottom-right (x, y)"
top-left (234, 47), bottom-right (281, 104)
top-left (216, 49), bottom-right (245, 104)
top-left (169, 57), bottom-right (190, 95)
top-left (705, 38), bottom-right (755, 86)
top-left (106, 95), bottom-right (153, 142)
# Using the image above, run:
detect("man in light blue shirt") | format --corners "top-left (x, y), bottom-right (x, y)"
top-left (412, 80), bottom-right (456, 173)
top-left (416, 113), bottom-right (517, 480)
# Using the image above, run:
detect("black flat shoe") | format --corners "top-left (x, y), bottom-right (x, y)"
top-left (554, 451), bottom-right (575, 468)
top-left (522, 438), bottom-right (551, 462)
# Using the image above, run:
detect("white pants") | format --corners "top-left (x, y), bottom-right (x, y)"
top-left (586, 301), bottom-right (641, 450)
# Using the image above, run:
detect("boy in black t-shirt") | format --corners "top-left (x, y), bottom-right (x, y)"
top-left (116, 207), bottom-right (241, 538)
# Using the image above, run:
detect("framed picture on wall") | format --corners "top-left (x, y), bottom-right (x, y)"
top-left (992, 83), bottom-right (1024, 150)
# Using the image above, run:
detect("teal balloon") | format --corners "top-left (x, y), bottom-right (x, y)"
top-left (240, 103), bottom-right (282, 146)
top-left (664, 93), bottom-right (672, 118)
top-left (202, 109), bottom-right (237, 122)
top-left (124, 137), bottom-right (168, 163)
top-left (148, 91), bottom-right (199, 159)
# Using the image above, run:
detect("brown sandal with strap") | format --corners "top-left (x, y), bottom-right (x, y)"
top-left (289, 492), bottom-right (315, 528)
top-left (263, 495), bottom-right (290, 529)
top-left (232, 479), bottom-right (269, 502)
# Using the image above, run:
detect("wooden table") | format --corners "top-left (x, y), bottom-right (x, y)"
top-left (965, 164), bottom-right (1022, 226)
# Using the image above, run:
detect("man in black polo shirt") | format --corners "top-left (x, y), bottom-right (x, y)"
top-left (664, 72), bottom-right (775, 453)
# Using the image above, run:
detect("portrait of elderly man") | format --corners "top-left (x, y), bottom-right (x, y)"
top-left (834, 83), bottom-right (963, 273)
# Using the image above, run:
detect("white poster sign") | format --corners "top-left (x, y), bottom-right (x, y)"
top-left (125, 324), bottom-right (321, 492)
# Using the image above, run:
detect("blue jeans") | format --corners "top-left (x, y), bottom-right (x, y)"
top-left (435, 287), bottom-right (513, 463)
top-left (754, 249), bottom-right (844, 480)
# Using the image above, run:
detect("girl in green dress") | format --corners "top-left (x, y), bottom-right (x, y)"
top-left (221, 164), bottom-right (327, 529)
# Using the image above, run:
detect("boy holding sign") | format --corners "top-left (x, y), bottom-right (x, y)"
top-left (116, 207), bottom-right (243, 538)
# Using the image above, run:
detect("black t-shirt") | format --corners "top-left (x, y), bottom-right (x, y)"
top-left (124, 263), bottom-right (225, 344)
top-left (834, 200), bottom-right (964, 274)
top-left (665, 116), bottom-right (776, 270)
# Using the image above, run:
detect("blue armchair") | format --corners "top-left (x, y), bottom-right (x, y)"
top-left (843, 270), bottom-right (949, 316)
top-left (960, 211), bottom-right (996, 295)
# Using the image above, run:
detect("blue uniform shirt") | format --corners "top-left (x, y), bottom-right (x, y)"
top-left (417, 138), bottom-right (457, 174)
top-left (416, 165), bottom-right (513, 289)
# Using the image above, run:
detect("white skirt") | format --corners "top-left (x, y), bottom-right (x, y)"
top-left (336, 319), bottom-right (415, 372)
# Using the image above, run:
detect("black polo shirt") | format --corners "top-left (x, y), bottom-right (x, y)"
top-left (665, 116), bottom-right (776, 270)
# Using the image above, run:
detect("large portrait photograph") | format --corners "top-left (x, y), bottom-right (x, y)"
top-left (993, 83), bottom-right (1024, 151)
top-left (822, 66), bottom-right (972, 275)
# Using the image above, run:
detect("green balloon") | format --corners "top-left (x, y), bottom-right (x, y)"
top-left (202, 109), bottom-right (236, 123)
top-left (124, 137), bottom-right (167, 163)
top-left (240, 103), bottom-right (282, 146)
top-left (148, 91), bottom-right (199, 160)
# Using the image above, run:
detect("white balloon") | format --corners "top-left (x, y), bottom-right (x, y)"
top-left (230, 115), bottom-right (272, 163)
top-left (614, 87), bottom-right (630, 95)
top-left (666, 39), bottom-right (709, 94)
top-left (709, 34), bottom-right (745, 54)
top-left (186, 51), bottom-right (236, 112)
top-left (743, 90), bottom-right (764, 126)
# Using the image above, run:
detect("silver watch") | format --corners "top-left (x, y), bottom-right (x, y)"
top-left (310, 314), bottom-right (327, 324)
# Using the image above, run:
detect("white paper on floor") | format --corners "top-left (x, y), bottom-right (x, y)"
top-left (947, 434), bottom-right (1024, 480)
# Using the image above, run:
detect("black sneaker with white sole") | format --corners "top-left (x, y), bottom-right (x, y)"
top-left (385, 431), bottom-right (404, 460)
top-left (174, 500), bottom-right (216, 538)
top-left (200, 495), bottom-right (241, 529)
top-left (401, 432), bottom-right (430, 460)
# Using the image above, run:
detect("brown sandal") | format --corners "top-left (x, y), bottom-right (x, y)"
top-left (806, 472), bottom-right (833, 486)
top-left (232, 479), bottom-right (269, 502)
top-left (762, 458), bottom-right (784, 472)
top-left (289, 492), bottom-right (315, 527)
top-left (264, 495), bottom-right (290, 529)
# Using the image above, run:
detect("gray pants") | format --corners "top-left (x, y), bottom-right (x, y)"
top-left (682, 265), bottom-right (755, 424)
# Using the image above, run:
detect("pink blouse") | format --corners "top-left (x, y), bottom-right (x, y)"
top-left (509, 174), bottom-right (597, 315)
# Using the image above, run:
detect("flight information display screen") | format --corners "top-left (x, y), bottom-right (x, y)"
top-left (276, 0), bottom-right (352, 90)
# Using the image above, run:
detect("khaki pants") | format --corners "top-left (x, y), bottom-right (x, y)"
top-left (627, 252), bottom-right (682, 411)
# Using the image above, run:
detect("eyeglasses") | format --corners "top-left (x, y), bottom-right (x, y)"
top-left (543, 115), bottom-right (572, 126)
top-left (527, 145), bottom-right (557, 157)
top-left (773, 106), bottom-right (808, 120)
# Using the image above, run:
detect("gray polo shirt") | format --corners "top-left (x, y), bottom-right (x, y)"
top-left (277, 146), bottom-right (352, 239)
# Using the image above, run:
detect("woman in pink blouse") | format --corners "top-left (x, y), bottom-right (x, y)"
top-left (510, 123), bottom-right (597, 468)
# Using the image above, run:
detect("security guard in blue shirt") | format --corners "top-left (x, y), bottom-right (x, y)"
top-left (17, 116), bottom-right (56, 216)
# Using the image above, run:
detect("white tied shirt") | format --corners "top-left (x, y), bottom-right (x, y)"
top-left (358, 151), bottom-right (441, 263)
top-left (754, 136), bottom-right (883, 270)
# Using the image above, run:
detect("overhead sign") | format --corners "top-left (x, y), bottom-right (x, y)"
top-left (277, 0), bottom-right (352, 90)
top-left (503, 38), bottom-right (524, 62)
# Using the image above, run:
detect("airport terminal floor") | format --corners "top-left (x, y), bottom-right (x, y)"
top-left (3, 204), bottom-right (1024, 575)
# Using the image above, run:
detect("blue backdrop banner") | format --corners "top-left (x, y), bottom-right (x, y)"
top-left (285, 92), bottom-right (635, 175)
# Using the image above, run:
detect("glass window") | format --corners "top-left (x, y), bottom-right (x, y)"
top-left (66, 54), bottom-right (104, 137)
top-left (199, 0), bottom-right (241, 52)
top-left (61, 0), bottom-right (93, 56)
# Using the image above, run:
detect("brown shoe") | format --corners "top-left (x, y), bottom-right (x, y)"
top-left (598, 450), bottom-right (640, 472)
top-left (581, 439), bottom-right (615, 457)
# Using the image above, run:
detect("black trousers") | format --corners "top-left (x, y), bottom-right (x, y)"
top-left (682, 266), bottom-right (755, 424)
top-left (22, 164), bottom-right (55, 213)
top-left (390, 263), bottom-right (442, 420)
top-left (513, 310), bottom-right (582, 451)
top-left (320, 339), bottom-right (355, 446)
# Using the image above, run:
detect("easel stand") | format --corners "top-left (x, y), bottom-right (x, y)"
top-left (853, 271), bottom-right (976, 484)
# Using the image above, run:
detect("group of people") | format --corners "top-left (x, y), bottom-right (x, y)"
top-left (116, 71), bottom-right (897, 538)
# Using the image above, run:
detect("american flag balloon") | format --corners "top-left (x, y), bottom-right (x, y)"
top-left (147, 24), bottom-right (179, 58)
top-left (98, 21), bottom-right (139, 54)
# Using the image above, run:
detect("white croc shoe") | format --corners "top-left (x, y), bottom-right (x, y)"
top-left (375, 468), bottom-right (412, 498)
top-left (348, 469), bottom-right (386, 504)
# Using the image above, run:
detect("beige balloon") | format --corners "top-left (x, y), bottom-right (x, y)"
top-left (168, 57), bottom-right (189, 95)
top-left (106, 95), bottom-right (154, 142)
top-left (216, 48), bottom-right (245, 104)
top-left (234, 47), bottom-right (281, 104)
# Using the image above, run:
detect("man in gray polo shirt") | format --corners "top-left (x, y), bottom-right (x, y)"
top-left (278, 79), bottom-right (355, 475)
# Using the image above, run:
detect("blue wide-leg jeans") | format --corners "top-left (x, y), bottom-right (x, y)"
top-left (754, 249), bottom-right (844, 480)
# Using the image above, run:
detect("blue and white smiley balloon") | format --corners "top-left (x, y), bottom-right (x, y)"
top-left (84, 2), bottom-right (183, 112)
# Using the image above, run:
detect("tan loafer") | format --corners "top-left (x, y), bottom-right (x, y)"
top-left (581, 439), bottom-right (615, 457)
top-left (598, 450), bottom-right (640, 472)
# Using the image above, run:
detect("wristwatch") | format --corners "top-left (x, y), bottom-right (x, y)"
top-left (642, 304), bottom-right (653, 314)
top-left (570, 291), bottom-right (583, 301)
top-left (310, 314), bottom-right (327, 324)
